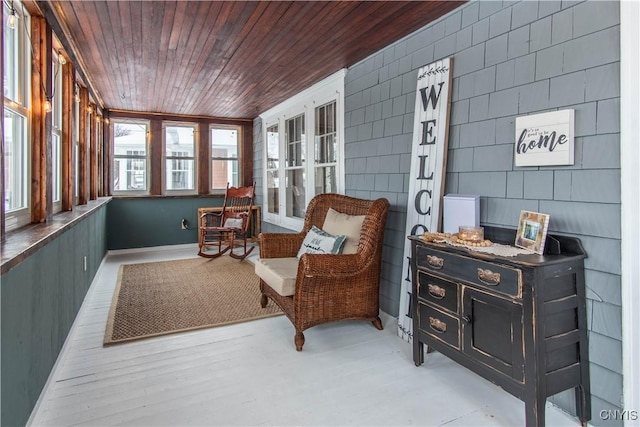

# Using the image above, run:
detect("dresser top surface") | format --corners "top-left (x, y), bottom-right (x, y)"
top-left (409, 226), bottom-right (586, 268)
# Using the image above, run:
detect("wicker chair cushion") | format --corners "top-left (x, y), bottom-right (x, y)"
top-left (296, 226), bottom-right (346, 259)
top-left (254, 257), bottom-right (298, 296)
top-left (322, 208), bottom-right (366, 255)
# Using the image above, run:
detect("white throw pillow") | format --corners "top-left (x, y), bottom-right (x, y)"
top-left (322, 208), bottom-right (366, 254)
top-left (223, 218), bottom-right (243, 228)
top-left (297, 226), bottom-right (347, 259)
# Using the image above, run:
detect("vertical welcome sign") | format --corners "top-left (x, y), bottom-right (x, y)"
top-left (397, 57), bottom-right (453, 342)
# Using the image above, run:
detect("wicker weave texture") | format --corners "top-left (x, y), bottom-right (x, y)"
top-left (259, 193), bottom-right (390, 350)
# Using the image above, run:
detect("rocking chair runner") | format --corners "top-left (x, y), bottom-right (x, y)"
top-left (198, 182), bottom-right (256, 260)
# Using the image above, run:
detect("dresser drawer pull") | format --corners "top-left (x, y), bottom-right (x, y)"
top-left (428, 316), bottom-right (447, 333)
top-left (426, 255), bottom-right (444, 270)
top-left (477, 268), bottom-right (501, 285)
top-left (427, 284), bottom-right (446, 299)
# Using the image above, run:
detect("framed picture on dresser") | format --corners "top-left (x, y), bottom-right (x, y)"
top-left (515, 210), bottom-right (550, 254)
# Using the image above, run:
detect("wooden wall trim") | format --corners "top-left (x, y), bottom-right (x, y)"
top-left (61, 63), bottom-right (74, 211)
top-left (78, 87), bottom-right (88, 204)
top-left (150, 119), bottom-right (162, 195)
top-left (108, 109), bottom-right (252, 124)
top-left (103, 116), bottom-right (111, 196)
top-left (197, 122), bottom-right (209, 195)
top-left (30, 16), bottom-right (52, 223)
top-left (89, 103), bottom-right (97, 200)
top-left (241, 123), bottom-right (253, 187)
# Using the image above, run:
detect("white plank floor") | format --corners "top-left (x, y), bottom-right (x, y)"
top-left (29, 244), bottom-right (581, 427)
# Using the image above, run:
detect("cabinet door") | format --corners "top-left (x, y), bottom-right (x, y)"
top-left (462, 288), bottom-right (524, 382)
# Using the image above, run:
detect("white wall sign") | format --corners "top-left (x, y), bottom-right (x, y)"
top-left (397, 57), bottom-right (453, 342)
top-left (515, 109), bottom-right (575, 166)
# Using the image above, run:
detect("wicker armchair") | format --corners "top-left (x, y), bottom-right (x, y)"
top-left (257, 193), bottom-right (390, 351)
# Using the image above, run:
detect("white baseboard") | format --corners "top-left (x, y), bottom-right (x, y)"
top-left (108, 242), bottom-right (199, 256)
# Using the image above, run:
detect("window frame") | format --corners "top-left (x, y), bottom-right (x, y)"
top-left (162, 121), bottom-right (197, 195)
top-left (51, 49), bottom-right (64, 212)
top-left (111, 119), bottom-right (150, 195)
top-left (209, 124), bottom-right (241, 194)
top-left (260, 70), bottom-right (345, 231)
top-left (3, 1), bottom-right (32, 231)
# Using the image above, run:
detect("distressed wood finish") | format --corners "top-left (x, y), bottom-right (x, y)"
top-left (48, 1), bottom-right (464, 118)
top-left (78, 87), bottom-right (89, 205)
top-left (410, 227), bottom-right (591, 427)
top-left (31, 16), bottom-right (51, 222)
top-left (89, 104), bottom-right (97, 200)
top-left (61, 63), bottom-right (74, 210)
top-left (150, 120), bottom-right (163, 195)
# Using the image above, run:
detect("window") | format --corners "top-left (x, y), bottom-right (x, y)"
top-left (260, 70), bottom-right (345, 230)
top-left (3, 1), bottom-right (31, 230)
top-left (265, 124), bottom-right (279, 214)
top-left (285, 114), bottom-right (305, 219)
top-left (164, 123), bottom-right (196, 192)
top-left (112, 120), bottom-right (149, 193)
top-left (314, 102), bottom-right (337, 195)
top-left (210, 125), bottom-right (240, 191)
top-left (51, 49), bottom-right (64, 211)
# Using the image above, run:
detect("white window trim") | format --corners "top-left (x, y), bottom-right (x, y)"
top-left (210, 123), bottom-right (242, 194)
top-left (162, 121), bottom-right (198, 195)
top-left (4, 1), bottom-right (32, 231)
top-left (111, 119), bottom-right (151, 196)
top-left (260, 69), bottom-right (346, 231)
top-left (620, 0), bottom-right (640, 417)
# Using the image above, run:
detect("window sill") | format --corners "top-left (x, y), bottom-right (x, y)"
top-left (1, 197), bottom-right (112, 275)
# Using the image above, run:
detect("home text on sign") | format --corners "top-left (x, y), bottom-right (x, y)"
top-left (515, 109), bottom-right (575, 167)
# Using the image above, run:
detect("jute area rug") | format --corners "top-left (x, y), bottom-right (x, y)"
top-left (104, 256), bottom-right (282, 345)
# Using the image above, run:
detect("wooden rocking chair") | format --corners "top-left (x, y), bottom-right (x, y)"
top-left (198, 182), bottom-right (256, 260)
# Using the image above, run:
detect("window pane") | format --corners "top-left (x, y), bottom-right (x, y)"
top-left (52, 134), bottom-right (61, 202)
top-left (165, 156), bottom-right (195, 190)
top-left (266, 125), bottom-right (279, 169)
top-left (315, 102), bottom-right (337, 164)
top-left (285, 115), bottom-right (305, 167)
top-left (3, 110), bottom-right (27, 211)
top-left (126, 151), bottom-right (146, 190)
top-left (314, 166), bottom-right (336, 195)
top-left (266, 170), bottom-right (279, 214)
top-left (286, 169), bottom-right (305, 219)
top-left (3, 2), bottom-right (27, 104)
top-left (211, 159), bottom-right (238, 189)
top-left (165, 125), bottom-right (195, 156)
top-left (114, 122), bottom-right (147, 154)
top-left (211, 127), bottom-right (240, 190)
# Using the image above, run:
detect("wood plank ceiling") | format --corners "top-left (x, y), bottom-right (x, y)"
top-left (49, 1), bottom-right (464, 119)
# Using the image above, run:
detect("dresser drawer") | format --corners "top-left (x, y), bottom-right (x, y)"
top-left (417, 272), bottom-right (458, 314)
top-left (416, 245), bottom-right (522, 297)
top-left (418, 303), bottom-right (460, 349)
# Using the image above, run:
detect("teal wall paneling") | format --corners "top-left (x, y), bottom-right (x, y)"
top-left (106, 197), bottom-right (223, 250)
top-left (1, 205), bottom-right (107, 427)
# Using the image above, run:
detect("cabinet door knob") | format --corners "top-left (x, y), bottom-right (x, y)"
top-left (462, 315), bottom-right (472, 324)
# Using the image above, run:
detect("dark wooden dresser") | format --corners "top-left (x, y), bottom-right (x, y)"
top-left (410, 226), bottom-right (590, 427)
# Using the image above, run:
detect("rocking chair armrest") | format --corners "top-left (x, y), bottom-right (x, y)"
top-left (258, 232), bottom-right (305, 258)
top-left (200, 211), bottom-right (223, 220)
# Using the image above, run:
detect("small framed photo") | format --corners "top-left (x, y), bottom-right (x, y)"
top-left (515, 210), bottom-right (550, 254)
